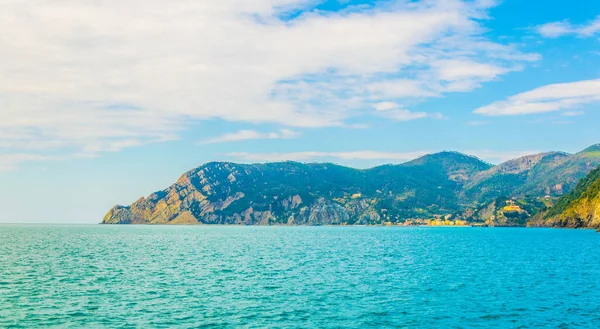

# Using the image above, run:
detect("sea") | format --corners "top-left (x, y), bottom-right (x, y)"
top-left (0, 225), bottom-right (599, 328)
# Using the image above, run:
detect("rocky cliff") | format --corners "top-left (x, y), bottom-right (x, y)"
top-left (102, 156), bottom-right (479, 225)
top-left (532, 164), bottom-right (600, 229)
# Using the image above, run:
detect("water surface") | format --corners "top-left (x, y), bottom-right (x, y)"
top-left (0, 225), bottom-right (599, 328)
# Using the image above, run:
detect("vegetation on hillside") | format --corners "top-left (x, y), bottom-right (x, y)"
top-left (534, 164), bottom-right (600, 229)
top-left (102, 145), bottom-right (600, 226)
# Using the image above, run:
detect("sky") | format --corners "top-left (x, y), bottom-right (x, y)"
top-left (1, 0), bottom-right (599, 223)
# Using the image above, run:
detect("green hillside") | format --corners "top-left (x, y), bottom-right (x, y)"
top-left (535, 165), bottom-right (600, 229)
top-left (464, 150), bottom-right (600, 201)
top-left (102, 145), bottom-right (600, 226)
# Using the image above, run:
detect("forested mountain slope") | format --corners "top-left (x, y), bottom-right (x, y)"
top-left (102, 145), bottom-right (600, 225)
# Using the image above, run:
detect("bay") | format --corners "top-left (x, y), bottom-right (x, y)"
top-left (0, 225), bottom-right (599, 328)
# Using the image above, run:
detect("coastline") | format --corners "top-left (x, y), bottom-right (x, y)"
top-left (98, 222), bottom-right (600, 230)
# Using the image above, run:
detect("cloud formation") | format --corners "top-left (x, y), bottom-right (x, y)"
top-left (227, 149), bottom-right (539, 164)
top-left (199, 129), bottom-right (300, 144)
top-left (372, 102), bottom-right (444, 121)
top-left (474, 79), bottom-right (600, 116)
top-left (0, 154), bottom-right (51, 172)
top-left (0, 0), bottom-right (536, 168)
top-left (537, 16), bottom-right (600, 38)
top-left (226, 151), bottom-right (430, 163)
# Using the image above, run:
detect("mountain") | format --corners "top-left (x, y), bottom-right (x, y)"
top-left (531, 164), bottom-right (600, 229)
top-left (104, 162), bottom-right (371, 225)
top-left (102, 145), bottom-right (600, 225)
top-left (579, 143), bottom-right (600, 155)
top-left (102, 152), bottom-right (492, 225)
top-left (400, 151), bottom-right (493, 183)
top-left (464, 148), bottom-right (600, 201)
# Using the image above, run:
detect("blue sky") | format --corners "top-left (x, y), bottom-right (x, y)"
top-left (1, 0), bottom-right (599, 223)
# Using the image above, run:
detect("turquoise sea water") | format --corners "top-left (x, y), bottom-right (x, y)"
top-left (0, 226), bottom-right (599, 328)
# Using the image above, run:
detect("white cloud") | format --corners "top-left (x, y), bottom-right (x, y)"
top-left (537, 16), bottom-right (600, 38)
top-left (474, 78), bottom-right (600, 116)
top-left (429, 112), bottom-right (448, 120)
top-left (537, 22), bottom-right (574, 38)
top-left (367, 80), bottom-right (435, 99)
top-left (226, 152), bottom-right (330, 162)
top-left (0, 0), bottom-right (536, 168)
top-left (199, 129), bottom-right (300, 144)
top-left (226, 151), bottom-right (431, 163)
top-left (371, 102), bottom-right (445, 121)
top-left (0, 154), bottom-right (51, 171)
top-left (381, 109), bottom-right (430, 121)
top-left (226, 149), bottom-right (540, 164)
top-left (330, 151), bottom-right (431, 161)
top-left (561, 111), bottom-right (584, 117)
top-left (432, 59), bottom-right (510, 82)
top-left (373, 102), bottom-right (400, 112)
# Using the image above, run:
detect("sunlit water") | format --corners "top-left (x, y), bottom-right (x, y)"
top-left (0, 225), bottom-right (599, 328)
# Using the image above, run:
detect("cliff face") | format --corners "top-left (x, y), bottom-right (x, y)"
top-left (454, 196), bottom-right (546, 227)
top-left (102, 146), bottom-right (600, 225)
top-left (102, 162), bottom-right (372, 225)
top-left (533, 165), bottom-right (600, 229)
